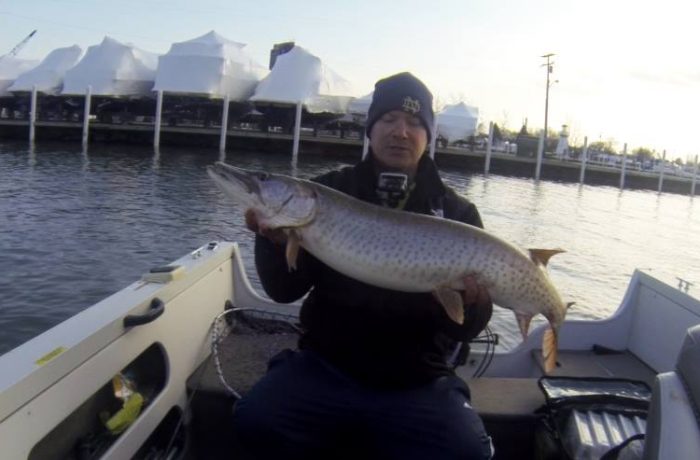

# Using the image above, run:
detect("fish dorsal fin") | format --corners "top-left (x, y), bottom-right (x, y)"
top-left (528, 248), bottom-right (565, 267)
top-left (433, 287), bottom-right (464, 325)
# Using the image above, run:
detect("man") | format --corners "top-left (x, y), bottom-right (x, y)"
top-left (233, 72), bottom-right (494, 459)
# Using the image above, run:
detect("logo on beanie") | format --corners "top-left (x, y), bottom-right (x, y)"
top-left (402, 96), bottom-right (421, 115)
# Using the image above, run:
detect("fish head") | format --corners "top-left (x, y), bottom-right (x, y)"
top-left (207, 162), bottom-right (317, 228)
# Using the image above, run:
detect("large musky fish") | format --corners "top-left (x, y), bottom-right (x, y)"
top-left (208, 162), bottom-right (570, 373)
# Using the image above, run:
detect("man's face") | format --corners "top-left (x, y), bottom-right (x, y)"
top-left (369, 110), bottom-right (428, 176)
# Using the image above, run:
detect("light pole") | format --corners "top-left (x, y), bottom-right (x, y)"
top-left (542, 53), bottom-right (555, 155)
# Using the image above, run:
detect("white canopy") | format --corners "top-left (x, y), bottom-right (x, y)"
top-left (8, 46), bottom-right (82, 95)
top-left (61, 37), bottom-right (158, 96)
top-left (436, 102), bottom-right (479, 142)
top-left (0, 56), bottom-right (40, 96)
top-left (153, 31), bottom-right (267, 99)
top-left (347, 92), bottom-right (373, 115)
top-left (250, 46), bottom-right (356, 114)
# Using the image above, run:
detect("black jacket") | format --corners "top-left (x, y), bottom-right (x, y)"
top-left (254, 154), bottom-right (490, 388)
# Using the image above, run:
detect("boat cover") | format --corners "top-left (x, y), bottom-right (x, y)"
top-left (436, 102), bottom-right (479, 143)
top-left (8, 46), bottom-right (82, 95)
top-left (347, 92), bottom-right (372, 115)
top-left (61, 37), bottom-right (158, 96)
top-left (0, 56), bottom-right (40, 96)
top-left (249, 46), bottom-right (356, 114)
top-left (152, 31), bottom-right (267, 100)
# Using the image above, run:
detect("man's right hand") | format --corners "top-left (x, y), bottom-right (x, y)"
top-left (245, 209), bottom-right (288, 246)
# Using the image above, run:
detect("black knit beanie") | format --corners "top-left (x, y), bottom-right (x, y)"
top-left (365, 72), bottom-right (434, 141)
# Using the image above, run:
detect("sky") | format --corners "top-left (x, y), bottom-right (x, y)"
top-left (2, 0), bottom-right (699, 161)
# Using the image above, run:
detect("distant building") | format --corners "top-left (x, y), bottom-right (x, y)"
top-left (269, 42), bottom-right (295, 70)
top-left (555, 124), bottom-right (570, 158)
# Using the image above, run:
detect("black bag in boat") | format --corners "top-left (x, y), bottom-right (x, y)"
top-left (534, 376), bottom-right (651, 460)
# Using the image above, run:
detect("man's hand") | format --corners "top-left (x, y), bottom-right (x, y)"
top-left (461, 275), bottom-right (493, 339)
top-left (245, 209), bottom-right (287, 246)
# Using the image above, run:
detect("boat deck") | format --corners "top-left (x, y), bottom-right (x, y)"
top-left (185, 311), bottom-right (657, 459)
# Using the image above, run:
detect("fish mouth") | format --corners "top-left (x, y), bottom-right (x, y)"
top-left (207, 162), bottom-right (261, 196)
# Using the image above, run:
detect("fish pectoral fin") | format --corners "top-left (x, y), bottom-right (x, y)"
top-left (433, 287), bottom-right (464, 325)
top-left (285, 231), bottom-right (301, 272)
top-left (528, 248), bottom-right (565, 267)
top-left (514, 312), bottom-right (533, 341)
top-left (542, 327), bottom-right (559, 373)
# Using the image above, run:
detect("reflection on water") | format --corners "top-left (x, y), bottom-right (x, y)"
top-left (81, 143), bottom-right (90, 171)
top-left (152, 145), bottom-right (161, 170)
top-left (1, 140), bottom-right (699, 354)
top-left (28, 142), bottom-right (36, 168)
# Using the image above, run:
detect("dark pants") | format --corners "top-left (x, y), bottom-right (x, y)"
top-left (232, 349), bottom-right (493, 459)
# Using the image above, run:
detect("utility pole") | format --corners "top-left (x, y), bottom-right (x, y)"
top-left (541, 53), bottom-right (555, 156)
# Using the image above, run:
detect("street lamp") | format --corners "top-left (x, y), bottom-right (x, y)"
top-left (541, 53), bottom-right (555, 154)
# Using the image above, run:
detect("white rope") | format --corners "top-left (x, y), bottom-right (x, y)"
top-left (210, 306), bottom-right (301, 399)
top-left (210, 308), bottom-right (242, 399)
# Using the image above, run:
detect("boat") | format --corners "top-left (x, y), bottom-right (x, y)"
top-left (1, 241), bottom-right (698, 459)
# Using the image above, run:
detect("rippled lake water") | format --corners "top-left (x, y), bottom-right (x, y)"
top-left (1, 141), bottom-right (699, 354)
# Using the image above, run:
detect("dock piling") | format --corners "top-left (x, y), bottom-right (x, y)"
top-left (579, 136), bottom-right (588, 184)
top-left (620, 143), bottom-right (628, 190)
top-left (429, 117), bottom-right (438, 159)
top-left (82, 86), bottom-right (92, 147)
top-left (154, 90), bottom-right (164, 148)
top-left (535, 130), bottom-right (544, 180)
top-left (484, 121), bottom-right (494, 175)
top-left (219, 94), bottom-right (230, 153)
top-left (29, 85), bottom-right (38, 144)
top-left (658, 150), bottom-right (666, 193)
top-left (692, 155), bottom-right (698, 196)
top-left (292, 101), bottom-right (302, 158)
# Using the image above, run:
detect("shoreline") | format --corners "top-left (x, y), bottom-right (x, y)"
top-left (1, 119), bottom-right (697, 196)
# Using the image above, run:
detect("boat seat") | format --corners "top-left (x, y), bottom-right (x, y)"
top-left (642, 324), bottom-right (700, 459)
top-left (468, 378), bottom-right (544, 460)
top-left (531, 347), bottom-right (657, 385)
top-left (469, 377), bottom-right (544, 421)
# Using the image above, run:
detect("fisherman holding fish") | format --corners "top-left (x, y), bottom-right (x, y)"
top-left (230, 72), bottom-right (495, 459)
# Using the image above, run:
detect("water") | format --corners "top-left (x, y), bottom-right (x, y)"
top-left (2, 141), bottom-right (699, 355)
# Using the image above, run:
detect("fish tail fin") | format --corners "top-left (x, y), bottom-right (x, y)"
top-left (542, 327), bottom-right (558, 373)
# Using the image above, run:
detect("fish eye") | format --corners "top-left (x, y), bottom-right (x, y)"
top-left (256, 172), bottom-right (270, 181)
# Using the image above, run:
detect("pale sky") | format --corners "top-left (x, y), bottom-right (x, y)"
top-left (2, 0), bottom-right (698, 161)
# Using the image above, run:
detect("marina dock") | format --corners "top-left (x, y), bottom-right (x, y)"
top-left (0, 118), bottom-right (697, 196)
